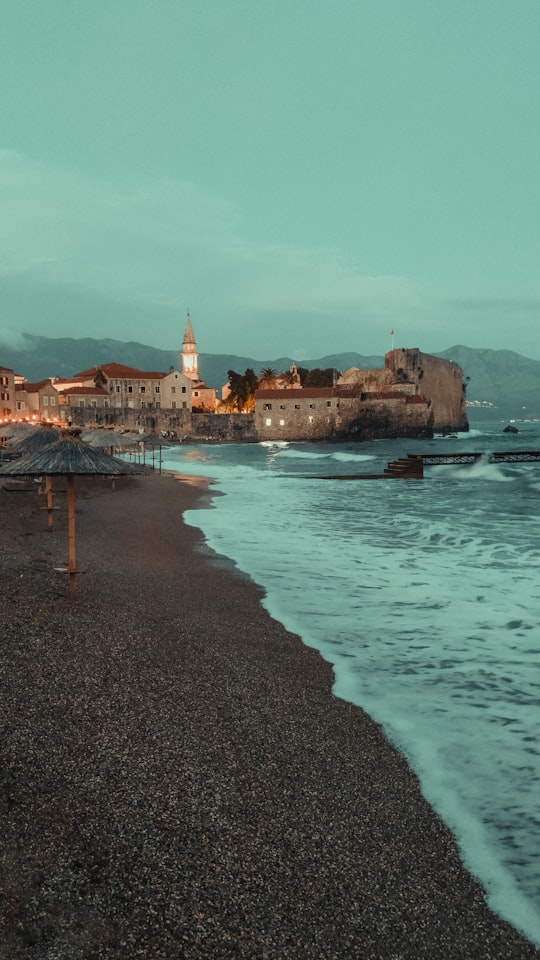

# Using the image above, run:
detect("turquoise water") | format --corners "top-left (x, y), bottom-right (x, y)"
top-left (159, 422), bottom-right (540, 946)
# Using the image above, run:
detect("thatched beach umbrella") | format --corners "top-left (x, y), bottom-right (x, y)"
top-left (81, 430), bottom-right (138, 451)
top-left (0, 431), bottom-right (143, 597)
top-left (7, 424), bottom-right (61, 452)
top-left (0, 422), bottom-right (35, 445)
top-left (131, 433), bottom-right (174, 472)
top-left (7, 425), bottom-right (62, 528)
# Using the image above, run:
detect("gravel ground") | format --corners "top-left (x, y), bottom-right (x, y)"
top-left (1, 471), bottom-right (538, 960)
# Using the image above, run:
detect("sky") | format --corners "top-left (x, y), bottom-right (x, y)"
top-left (1, 0), bottom-right (540, 361)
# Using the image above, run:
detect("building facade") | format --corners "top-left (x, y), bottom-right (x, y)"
top-left (0, 366), bottom-right (15, 419)
top-left (14, 379), bottom-right (61, 420)
top-left (254, 349), bottom-right (467, 441)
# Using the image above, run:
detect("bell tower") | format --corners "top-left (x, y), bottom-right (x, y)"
top-left (181, 310), bottom-right (199, 381)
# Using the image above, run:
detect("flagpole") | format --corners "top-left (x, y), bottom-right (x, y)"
top-left (391, 329), bottom-right (395, 351)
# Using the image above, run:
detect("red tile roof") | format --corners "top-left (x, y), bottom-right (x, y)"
top-left (73, 363), bottom-right (166, 380)
top-left (255, 387), bottom-right (335, 399)
top-left (57, 386), bottom-right (108, 396)
top-left (15, 380), bottom-right (54, 393)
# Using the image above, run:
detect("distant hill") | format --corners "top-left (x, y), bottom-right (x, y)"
top-left (437, 345), bottom-right (540, 419)
top-left (1, 333), bottom-right (538, 419)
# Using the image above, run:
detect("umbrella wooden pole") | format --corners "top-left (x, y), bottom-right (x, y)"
top-left (67, 473), bottom-right (78, 598)
top-left (45, 475), bottom-right (54, 530)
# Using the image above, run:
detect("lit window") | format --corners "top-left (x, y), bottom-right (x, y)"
top-left (265, 418), bottom-right (272, 426)
top-left (279, 419), bottom-right (285, 426)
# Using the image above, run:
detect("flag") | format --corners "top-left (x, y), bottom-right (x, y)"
top-left (390, 329), bottom-right (394, 336)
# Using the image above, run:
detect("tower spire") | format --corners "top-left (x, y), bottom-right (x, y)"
top-left (181, 310), bottom-right (199, 381)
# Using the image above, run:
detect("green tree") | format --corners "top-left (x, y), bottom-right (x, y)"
top-left (258, 367), bottom-right (278, 388)
top-left (226, 368), bottom-right (259, 412)
top-left (303, 368), bottom-right (338, 387)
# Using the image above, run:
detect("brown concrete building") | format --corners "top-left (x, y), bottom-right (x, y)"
top-left (0, 366), bottom-right (15, 419)
top-left (14, 379), bottom-right (61, 421)
top-left (254, 349), bottom-right (468, 441)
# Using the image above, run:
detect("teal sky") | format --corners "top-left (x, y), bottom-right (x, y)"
top-left (2, 0), bottom-right (540, 360)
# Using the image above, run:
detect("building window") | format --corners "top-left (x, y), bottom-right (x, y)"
top-left (116, 385), bottom-right (121, 393)
top-left (309, 403), bottom-right (314, 409)
top-left (308, 416), bottom-right (314, 423)
top-left (140, 386), bottom-right (146, 393)
top-left (43, 396), bottom-right (48, 406)
top-left (91, 400), bottom-right (97, 408)
top-left (279, 419), bottom-right (285, 426)
top-left (182, 401), bottom-right (187, 409)
top-left (294, 404), bottom-right (300, 409)
top-left (181, 386), bottom-right (186, 393)
top-left (16, 400), bottom-right (25, 411)
top-left (1, 392), bottom-right (8, 401)
top-left (327, 401), bottom-right (332, 407)
top-left (279, 404), bottom-right (285, 410)
top-left (104, 400), bottom-right (109, 408)
top-left (265, 418), bottom-right (272, 426)
top-left (128, 386), bottom-right (133, 393)
top-left (264, 403), bottom-right (272, 410)
top-left (172, 401), bottom-right (177, 409)
top-left (141, 401), bottom-right (146, 408)
top-left (1, 376), bottom-right (8, 386)
top-left (171, 386), bottom-right (176, 394)
top-left (194, 391), bottom-right (199, 397)
top-left (50, 396), bottom-right (56, 406)
top-left (79, 400), bottom-right (85, 408)
top-left (154, 385), bottom-right (160, 394)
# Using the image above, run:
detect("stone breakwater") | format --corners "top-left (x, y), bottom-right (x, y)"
top-left (0, 473), bottom-right (538, 959)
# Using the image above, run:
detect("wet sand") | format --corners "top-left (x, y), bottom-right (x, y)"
top-left (1, 471), bottom-right (538, 959)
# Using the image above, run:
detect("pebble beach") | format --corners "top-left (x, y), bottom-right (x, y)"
top-left (1, 470), bottom-right (538, 960)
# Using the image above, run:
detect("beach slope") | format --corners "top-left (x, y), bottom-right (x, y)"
top-left (1, 472), bottom-right (538, 959)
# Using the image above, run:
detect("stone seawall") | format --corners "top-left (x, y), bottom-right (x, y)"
top-left (67, 407), bottom-right (258, 442)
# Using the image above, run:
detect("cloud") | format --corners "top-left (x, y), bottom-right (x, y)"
top-left (0, 321), bottom-right (32, 351)
top-left (3, 149), bottom-right (538, 360)
top-left (0, 150), bottom-right (427, 351)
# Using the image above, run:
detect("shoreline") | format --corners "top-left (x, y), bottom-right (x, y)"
top-left (1, 471), bottom-right (538, 959)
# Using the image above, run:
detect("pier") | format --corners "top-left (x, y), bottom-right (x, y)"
top-left (311, 450), bottom-right (540, 480)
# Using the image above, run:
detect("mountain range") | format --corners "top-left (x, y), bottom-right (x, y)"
top-left (1, 333), bottom-right (538, 420)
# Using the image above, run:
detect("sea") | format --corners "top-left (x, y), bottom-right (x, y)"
top-left (157, 419), bottom-right (540, 947)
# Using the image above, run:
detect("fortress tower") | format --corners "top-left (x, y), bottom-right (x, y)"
top-left (181, 311), bottom-right (199, 381)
